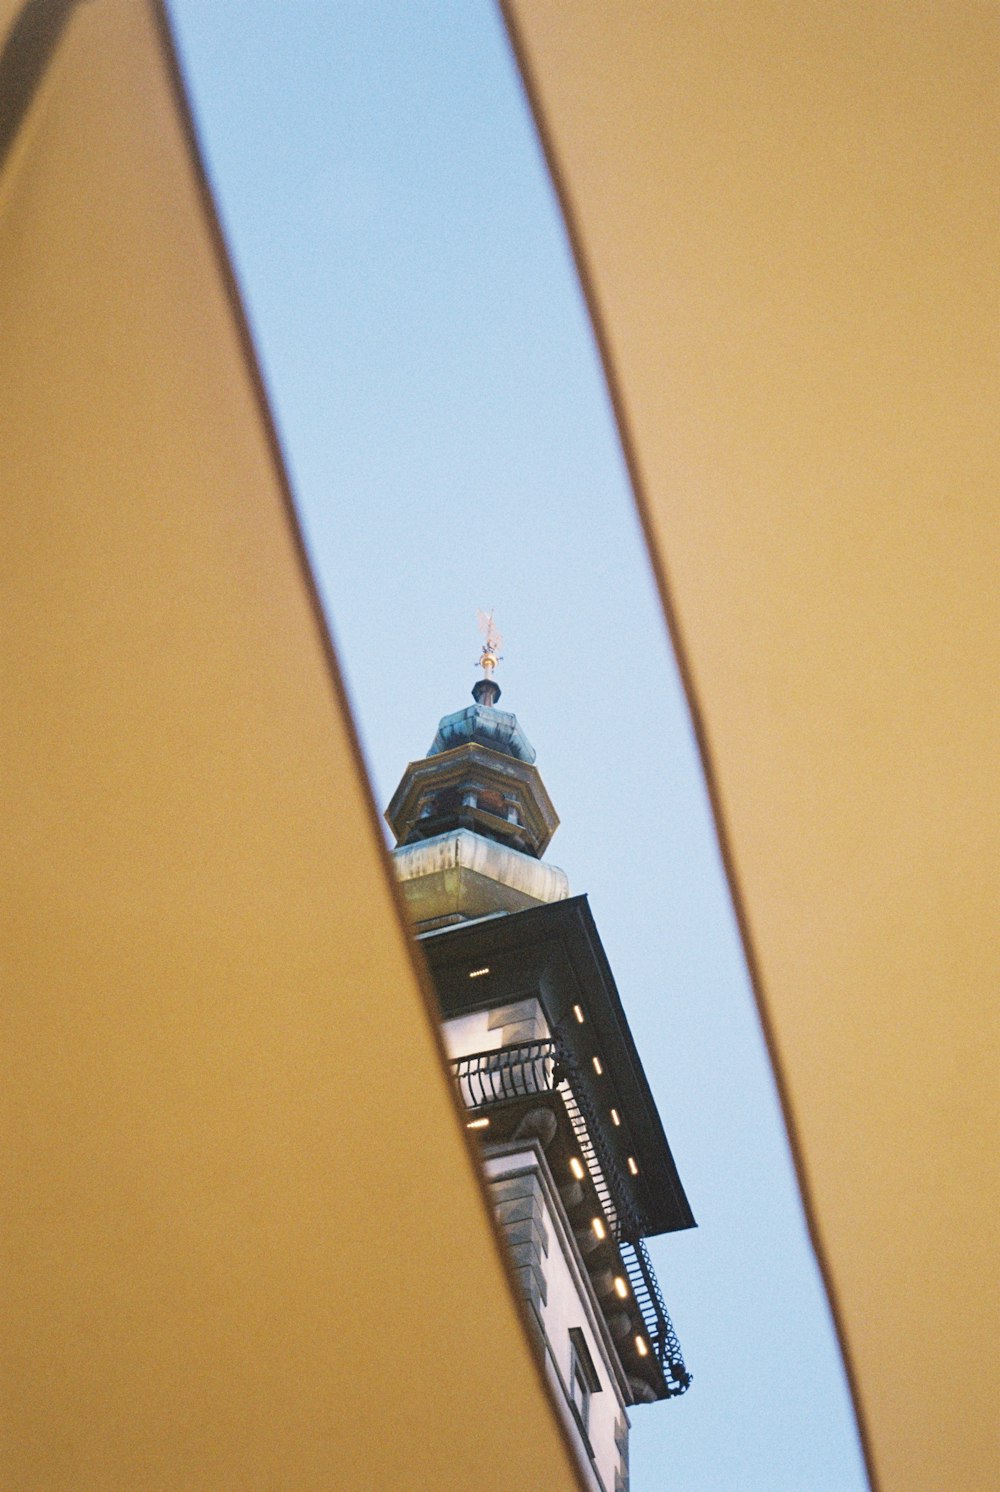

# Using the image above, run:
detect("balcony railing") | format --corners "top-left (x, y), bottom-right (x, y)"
top-left (621, 1238), bottom-right (691, 1394)
top-left (451, 1036), bottom-right (690, 1395)
top-left (455, 1039), bottom-right (556, 1110)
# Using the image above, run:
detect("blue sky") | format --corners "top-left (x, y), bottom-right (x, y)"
top-left (168, 4), bottom-right (869, 1487)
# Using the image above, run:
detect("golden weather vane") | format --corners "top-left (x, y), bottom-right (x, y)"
top-left (475, 608), bottom-right (504, 677)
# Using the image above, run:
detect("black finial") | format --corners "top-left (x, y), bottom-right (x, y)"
top-left (472, 677), bottom-right (501, 706)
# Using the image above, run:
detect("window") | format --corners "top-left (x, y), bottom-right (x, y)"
top-left (568, 1327), bottom-right (601, 1437)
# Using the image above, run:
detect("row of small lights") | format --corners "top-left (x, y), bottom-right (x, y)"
top-left (467, 1117), bottom-right (649, 1358)
top-left (466, 967), bottom-right (650, 1364)
top-left (572, 1146), bottom-right (649, 1360)
top-left (467, 975), bottom-right (638, 1175)
top-left (572, 1001), bottom-right (640, 1177)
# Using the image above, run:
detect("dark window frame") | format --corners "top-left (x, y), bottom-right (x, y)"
top-left (568, 1326), bottom-right (601, 1437)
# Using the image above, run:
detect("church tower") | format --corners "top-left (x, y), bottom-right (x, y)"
top-left (386, 623), bottom-right (693, 1492)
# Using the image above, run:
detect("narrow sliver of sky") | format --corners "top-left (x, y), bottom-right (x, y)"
top-left (169, 5), bottom-right (869, 1488)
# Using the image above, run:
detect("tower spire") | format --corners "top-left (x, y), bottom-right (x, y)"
top-left (474, 608), bottom-right (503, 706)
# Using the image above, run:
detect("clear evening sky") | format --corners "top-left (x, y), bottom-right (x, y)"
top-left (169, 5), bottom-right (869, 1488)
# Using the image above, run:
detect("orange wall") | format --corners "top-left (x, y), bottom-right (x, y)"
top-left (504, 5), bottom-right (999, 1488)
top-left (1, 3), bottom-right (583, 1485)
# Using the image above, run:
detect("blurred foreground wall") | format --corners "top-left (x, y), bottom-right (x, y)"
top-left (503, 4), bottom-right (999, 1489)
top-left (1, 2), bottom-right (584, 1486)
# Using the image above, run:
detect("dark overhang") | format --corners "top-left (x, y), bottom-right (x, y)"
top-left (420, 895), bottom-right (695, 1236)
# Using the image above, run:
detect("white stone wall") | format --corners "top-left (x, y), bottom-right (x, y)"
top-left (441, 998), bottom-right (550, 1062)
top-left (485, 1146), bottom-right (630, 1492)
top-left (440, 1008), bottom-right (501, 1060)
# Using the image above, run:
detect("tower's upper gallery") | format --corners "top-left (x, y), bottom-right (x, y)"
top-left (386, 668), bottom-right (569, 931)
top-left (385, 676), bottom-right (559, 861)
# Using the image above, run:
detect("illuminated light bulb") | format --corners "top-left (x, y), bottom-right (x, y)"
top-left (614, 1277), bottom-right (629, 1299)
top-left (610, 1108), bottom-right (621, 1126)
top-left (569, 1157), bottom-right (586, 1181)
top-left (591, 1217), bottom-right (607, 1240)
top-left (592, 1056), bottom-right (604, 1076)
top-left (627, 1156), bottom-right (639, 1176)
top-left (572, 1004), bottom-right (585, 1023)
top-left (635, 1336), bottom-right (649, 1358)
top-left (468, 966), bottom-right (490, 979)
top-left (466, 1117), bottom-right (490, 1130)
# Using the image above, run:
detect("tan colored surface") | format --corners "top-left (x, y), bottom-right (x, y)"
top-left (0, 2), bottom-right (583, 1486)
top-left (504, 4), bottom-right (998, 1489)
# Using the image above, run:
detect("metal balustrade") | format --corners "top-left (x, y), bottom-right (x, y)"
top-left (453, 1039), bottom-right (556, 1109)
top-left (621, 1237), bottom-right (691, 1394)
top-left (451, 1035), bottom-right (690, 1395)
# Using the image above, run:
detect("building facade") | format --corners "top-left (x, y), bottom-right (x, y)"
top-left (386, 657), bottom-right (692, 1492)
